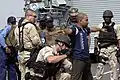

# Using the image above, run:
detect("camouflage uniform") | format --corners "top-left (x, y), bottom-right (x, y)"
top-left (116, 24), bottom-right (120, 78)
top-left (95, 23), bottom-right (118, 80)
top-left (95, 45), bottom-right (118, 80)
top-left (14, 19), bottom-right (41, 80)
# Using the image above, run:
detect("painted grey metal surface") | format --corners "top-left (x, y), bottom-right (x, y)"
top-left (71, 0), bottom-right (120, 53)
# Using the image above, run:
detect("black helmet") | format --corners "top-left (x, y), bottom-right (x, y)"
top-left (103, 10), bottom-right (113, 18)
top-left (45, 15), bottom-right (53, 22)
top-left (38, 15), bottom-right (46, 29)
top-left (38, 15), bottom-right (45, 22)
top-left (69, 8), bottom-right (78, 14)
top-left (18, 17), bottom-right (25, 28)
top-left (45, 15), bottom-right (54, 28)
top-left (7, 16), bottom-right (16, 24)
top-left (56, 35), bottom-right (71, 47)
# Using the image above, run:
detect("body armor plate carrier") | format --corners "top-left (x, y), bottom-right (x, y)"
top-left (98, 22), bottom-right (117, 48)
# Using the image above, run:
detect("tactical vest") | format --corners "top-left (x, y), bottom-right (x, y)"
top-left (98, 22), bottom-right (117, 48)
top-left (18, 22), bottom-right (37, 52)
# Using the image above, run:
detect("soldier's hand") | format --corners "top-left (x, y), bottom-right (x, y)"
top-left (56, 30), bottom-right (65, 34)
top-left (100, 28), bottom-right (107, 32)
top-left (5, 46), bottom-right (11, 54)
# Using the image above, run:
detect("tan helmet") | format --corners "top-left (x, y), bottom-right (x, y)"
top-left (55, 35), bottom-right (71, 47)
top-left (103, 10), bottom-right (113, 18)
top-left (69, 8), bottom-right (78, 13)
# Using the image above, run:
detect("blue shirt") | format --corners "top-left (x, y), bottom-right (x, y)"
top-left (69, 25), bottom-right (90, 61)
top-left (0, 25), bottom-right (11, 48)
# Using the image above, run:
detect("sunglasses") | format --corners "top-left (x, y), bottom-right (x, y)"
top-left (29, 15), bottom-right (37, 18)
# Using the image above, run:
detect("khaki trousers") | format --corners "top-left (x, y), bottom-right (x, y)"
top-left (18, 51), bottom-right (31, 80)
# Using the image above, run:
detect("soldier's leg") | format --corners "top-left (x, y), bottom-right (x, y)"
top-left (0, 47), bottom-right (7, 80)
top-left (95, 63), bottom-right (104, 80)
top-left (109, 51), bottom-right (118, 80)
top-left (117, 57), bottom-right (120, 78)
top-left (95, 48), bottom-right (106, 80)
top-left (8, 63), bottom-right (17, 80)
top-left (19, 63), bottom-right (26, 80)
top-left (56, 73), bottom-right (71, 80)
top-left (18, 51), bottom-right (31, 80)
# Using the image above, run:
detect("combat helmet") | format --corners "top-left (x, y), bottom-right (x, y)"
top-left (45, 14), bottom-right (53, 22)
top-left (38, 15), bottom-right (45, 22)
top-left (7, 16), bottom-right (17, 25)
top-left (55, 35), bottom-right (71, 47)
top-left (45, 14), bottom-right (54, 28)
top-left (69, 8), bottom-right (78, 14)
top-left (103, 10), bottom-right (113, 18)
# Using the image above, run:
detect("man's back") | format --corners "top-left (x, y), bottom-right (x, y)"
top-left (15, 20), bottom-right (41, 50)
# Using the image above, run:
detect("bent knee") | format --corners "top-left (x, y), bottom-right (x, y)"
top-left (61, 73), bottom-right (71, 79)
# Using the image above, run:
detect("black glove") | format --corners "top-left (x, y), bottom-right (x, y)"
top-left (59, 49), bottom-right (71, 56)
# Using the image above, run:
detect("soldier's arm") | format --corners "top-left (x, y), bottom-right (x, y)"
top-left (64, 28), bottom-right (73, 35)
top-left (116, 25), bottom-right (120, 49)
top-left (47, 55), bottom-right (67, 63)
top-left (90, 27), bottom-right (105, 32)
top-left (40, 46), bottom-right (67, 64)
top-left (48, 30), bottom-right (64, 36)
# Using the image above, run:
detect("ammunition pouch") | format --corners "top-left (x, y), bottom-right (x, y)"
top-left (98, 32), bottom-right (117, 44)
top-left (98, 43), bottom-right (112, 48)
top-left (98, 55), bottom-right (109, 65)
top-left (26, 61), bottom-right (61, 80)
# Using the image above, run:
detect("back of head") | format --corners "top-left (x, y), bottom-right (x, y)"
top-left (76, 12), bottom-right (87, 22)
top-left (103, 10), bottom-right (113, 18)
top-left (7, 16), bottom-right (16, 25)
top-left (55, 35), bottom-right (70, 47)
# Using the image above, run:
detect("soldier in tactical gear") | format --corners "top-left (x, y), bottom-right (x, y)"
top-left (0, 16), bottom-right (18, 80)
top-left (44, 14), bottom-right (65, 46)
top-left (95, 10), bottom-right (118, 80)
top-left (26, 35), bottom-right (72, 80)
top-left (14, 9), bottom-right (41, 80)
top-left (66, 8), bottom-right (79, 27)
top-left (116, 16), bottom-right (120, 79)
top-left (45, 14), bottom-right (54, 29)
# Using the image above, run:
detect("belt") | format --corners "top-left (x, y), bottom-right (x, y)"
top-left (19, 48), bottom-right (32, 52)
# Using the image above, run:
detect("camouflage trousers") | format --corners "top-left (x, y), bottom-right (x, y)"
top-left (95, 45), bottom-right (118, 80)
top-left (18, 51), bottom-right (31, 80)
